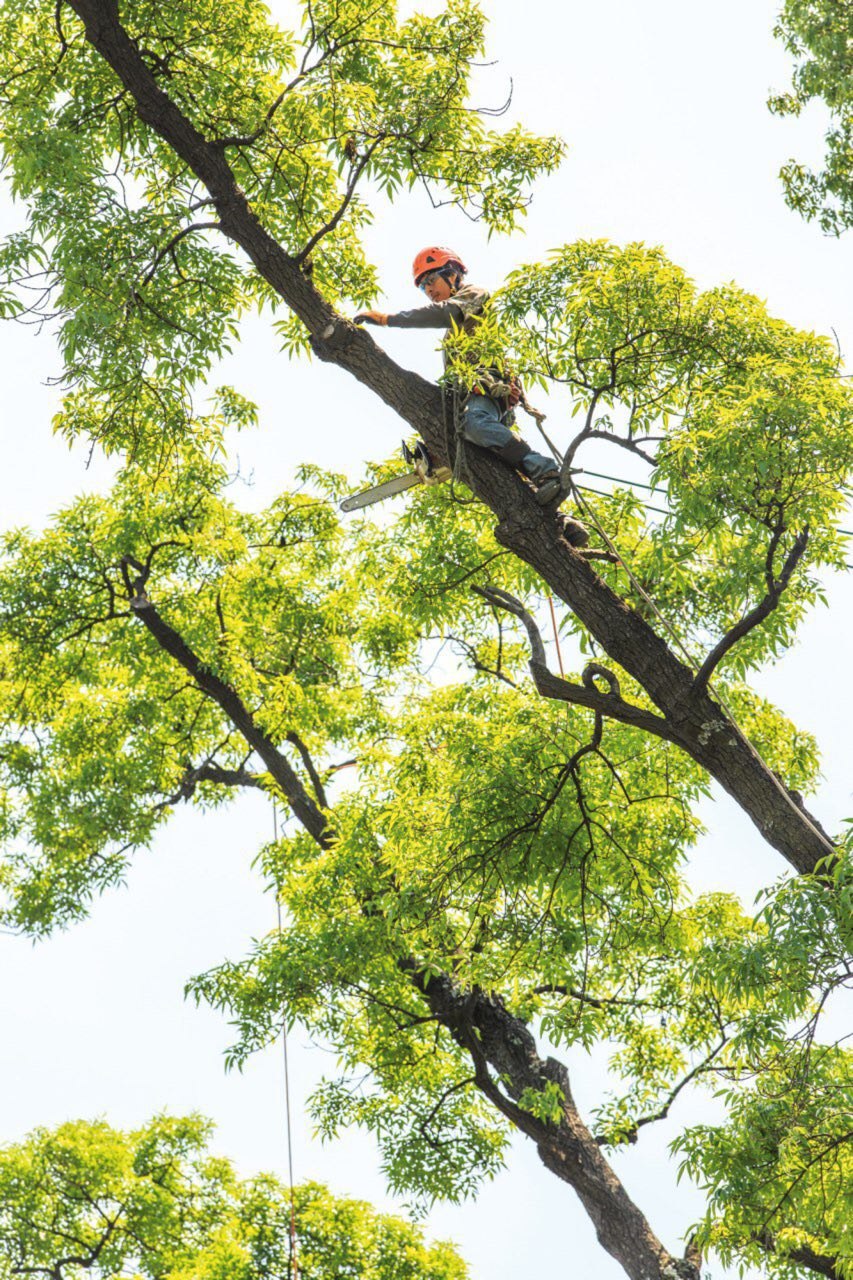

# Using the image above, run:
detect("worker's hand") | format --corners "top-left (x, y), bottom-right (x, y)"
top-left (353, 310), bottom-right (388, 326)
top-left (487, 380), bottom-right (513, 399)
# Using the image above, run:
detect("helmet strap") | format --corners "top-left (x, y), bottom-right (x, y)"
top-left (440, 266), bottom-right (462, 294)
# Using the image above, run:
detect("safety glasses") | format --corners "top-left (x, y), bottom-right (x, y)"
top-left (418, 269), bottom-right (443, 292)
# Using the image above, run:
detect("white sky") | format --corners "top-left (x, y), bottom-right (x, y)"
top-left (1, 2), bottom-right (851, 1279)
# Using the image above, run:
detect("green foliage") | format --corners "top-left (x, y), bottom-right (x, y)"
top-left (770, 0), bottom-right (853, 233)
top-left (0, 438), bottom-right (846, 1229)
top-left (0, 4), bottom-right (851, 1264)
top-left (487, 242), bottom-right (853, 679)
top-left (0, 452), bottom-right (389, 932)
top-left (0, 1114), bottom-right (466, 1280)
top-left (676, 1048), bottom-right (852, 1280)
top-left (0, 0), bottom-right (562, 452)
top-left (673, 855), bottom-right (853, 1279)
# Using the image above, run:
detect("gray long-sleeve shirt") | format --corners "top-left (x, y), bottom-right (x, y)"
top-left (385, 284), bottom-right (489, 333)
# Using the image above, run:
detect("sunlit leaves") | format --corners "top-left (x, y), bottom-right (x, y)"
top-left (770, 0), bottom-right (853, 233)
top-left (0, 453), bottom-right (382, 933)
top-left (484, 241), bottom-right (853, 679)
top-left (0, 0), bottom-right (562, 447)
top-left (676, 1049), bottom-right (853, 1280)
top-left (0, 1115), bottom-right (467, 1280)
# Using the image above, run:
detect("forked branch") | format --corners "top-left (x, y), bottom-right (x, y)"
top-left (693, 526), bottom-right (809, 692)
top-left (120, 556), bottom-right (330, 847)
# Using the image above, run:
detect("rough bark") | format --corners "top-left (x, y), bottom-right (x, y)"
top-left (64, 0), bottom-right (834, 877)
top-left (115, 567), bottom-right (698, 1280)
top-left (65, 0), bottom-right (837, 878)
top-left (412, 969), bottom-right (701, 1280)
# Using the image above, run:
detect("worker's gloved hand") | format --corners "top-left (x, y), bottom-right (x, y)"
top-left (353, 310), bottom-right (388, 326)
top-left (485, 379), bottom-right (513, 400)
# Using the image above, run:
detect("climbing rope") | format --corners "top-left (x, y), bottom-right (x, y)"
top-left (272, 801), bottom-right (299, 1280)
top-left (547, 594), bottom-right (565, 678)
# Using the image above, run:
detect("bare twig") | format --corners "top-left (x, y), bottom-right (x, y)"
top-left (596, 1037), bottom-right (728, 1146)
top-left (140, 221), bottom-right (222, 286)
top-left (295, 135), bottom-right (385, 264)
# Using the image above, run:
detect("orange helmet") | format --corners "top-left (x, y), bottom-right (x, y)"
top-left (412, 245), bottom-right (467, 288)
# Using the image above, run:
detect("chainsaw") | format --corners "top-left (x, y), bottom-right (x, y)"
top-left (340, 441), bottom-right (451, 512)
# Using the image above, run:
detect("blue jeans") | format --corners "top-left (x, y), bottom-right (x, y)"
top-left (461, 395), bottom-right (555, 482)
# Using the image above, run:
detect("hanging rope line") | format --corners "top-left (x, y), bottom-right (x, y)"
top-left (576, 482), bottom-right (670, 517)
top-left (573, 467), bottom-right (853, 538)
top-left (547, 594), bottom-right (565, 677)
top-left (273, 800), bottom-right (299, 1280)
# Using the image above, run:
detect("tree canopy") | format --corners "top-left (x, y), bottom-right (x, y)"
top-left (0, 1114), bottom-right (466, 1280)
top-left (0, 4), bottom-right (851, 1280)
top-left (770, 0), bottom-right (853, 233)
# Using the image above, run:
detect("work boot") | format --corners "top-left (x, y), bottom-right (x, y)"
top-left (532, 470), bottom-right (562, 505)
top-left (494, 440), bottom-right (561, 501)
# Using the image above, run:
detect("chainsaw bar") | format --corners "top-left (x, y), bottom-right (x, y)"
top-left (341, 441), bottom-right (451, 512)
top-left (340, 470), bottom-right (423, 511)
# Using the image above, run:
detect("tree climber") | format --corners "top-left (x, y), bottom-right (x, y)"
top-left (355, 246), bottom-right (589, 545)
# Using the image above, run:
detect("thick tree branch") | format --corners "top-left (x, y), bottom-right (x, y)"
top-left (285, 730), bottom-right (328, 809)
top-left (693, 526), bottom-right (810, 692)
top-left (120, 556), bottom-right (330, 847)
top-left (67, 0), bottom-right (834, 873)
top-left (159, 760), bottom-right (266, 808)
top-left (562, 426), bottom-right (655, 484)
top-left (754, 1231), bottom-right (841, 1280)
top-left (473, 585), bottom-right (682, 744)
top-left (471, 584), bottom-right (547, 663)
top-left (404, 967), bottom-right (700, 1280)
top-left (115, 565), bottom-right (696, 1280)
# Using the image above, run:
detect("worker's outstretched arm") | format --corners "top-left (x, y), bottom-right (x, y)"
top-left (354, 303), bottom-right (461, 329)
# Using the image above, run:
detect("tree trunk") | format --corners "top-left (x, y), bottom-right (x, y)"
top-left (66, 2), bottom-right (834, 880)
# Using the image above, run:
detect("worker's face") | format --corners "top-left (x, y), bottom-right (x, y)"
top-left (422, 272), bottom-right (457, 302)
